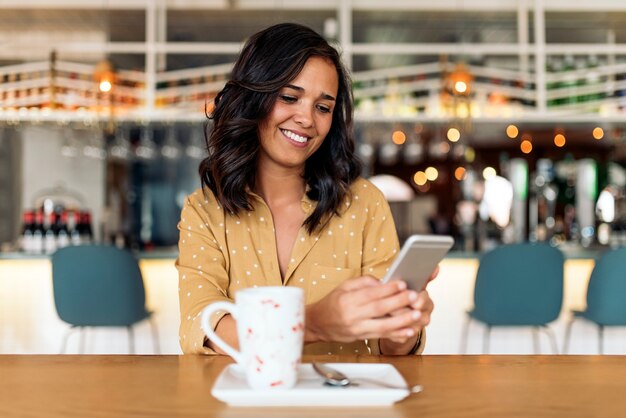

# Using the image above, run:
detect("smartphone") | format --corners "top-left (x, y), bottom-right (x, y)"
top-left (382, 234), bottom-right (454, 290)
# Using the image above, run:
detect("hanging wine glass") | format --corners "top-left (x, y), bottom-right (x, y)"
top-left (185, 126), bottom-right (205, 159)
top-left (161, 126), bottom-right (182, 160)
top-left (60, 127), bottom-right (79, 158)
top-left (108, 126), bottom-right (132, 162)
top-left (83, 128), bottom-right (106, 160)
top-left (135, 125), bottom-right (157, 161)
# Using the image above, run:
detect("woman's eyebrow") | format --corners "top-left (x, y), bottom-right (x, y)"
top-left (284, 84), bottom-right (336, 102)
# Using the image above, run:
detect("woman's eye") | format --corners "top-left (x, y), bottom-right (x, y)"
top-left (317, 105), bottom-right (331, 114)
top-left (279, 95), bottom-right (297, 103)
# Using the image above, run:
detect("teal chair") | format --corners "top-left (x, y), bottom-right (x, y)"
top-left (51, 245), bottom-right (160, 354)
top-left (461, 243), bottom-right (564, 354)
top-left (563, 247), bottom-right (626, 354)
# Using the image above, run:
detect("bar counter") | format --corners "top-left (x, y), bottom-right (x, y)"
top-left (0, 250), bottom-right (608, 354)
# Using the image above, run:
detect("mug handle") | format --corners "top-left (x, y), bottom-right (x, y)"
top-left (200, 301), bottom-right (243, 363)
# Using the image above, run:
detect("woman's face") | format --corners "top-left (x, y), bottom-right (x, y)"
top-left (257, 56), bottom-right (338, 173)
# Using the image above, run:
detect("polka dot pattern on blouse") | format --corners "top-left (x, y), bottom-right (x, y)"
top-left (176, 177), bottom-right (424, 356)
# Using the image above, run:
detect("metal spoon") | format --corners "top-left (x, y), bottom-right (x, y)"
top-left (312, 362), bottom-right (423, 393)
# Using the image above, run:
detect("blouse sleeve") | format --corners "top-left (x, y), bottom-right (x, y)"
top-left (176, 193), bottom-right (231, 355)
top-left (359, 186), bottom-right (426, 355)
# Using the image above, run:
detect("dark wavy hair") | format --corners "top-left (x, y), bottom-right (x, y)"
top-left (199, 22), bottom-right (362, 233)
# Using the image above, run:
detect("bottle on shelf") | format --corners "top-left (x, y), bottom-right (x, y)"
top-left (43, 211), bottom-right (57, 255)
top-left (79, 210), bottom-right (94, 245)
top-left (32, 210), bottom-right (45, 255)
top-left (20, 210), bottom-right (35, 253)
top-left (56, 210), bottom-right (70, 249)
top-left (546, 57), bottom-right (561, 108)
top-left (66, 210), bottom-right (78, 246)
top-left (575, 57), bottom-right (588, 104)
top-left (561, 55), bottom-right (577, 106)
top-left (586, 55), bottom-right (604, 110)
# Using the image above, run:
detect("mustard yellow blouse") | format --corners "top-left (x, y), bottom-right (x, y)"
top-left (176, 177), bottom-right (425, 355)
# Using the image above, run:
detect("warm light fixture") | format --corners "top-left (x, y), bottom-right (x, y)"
top-left (99, 80), bottom-right (112, 93)
top-left (554, 133), bottom-right (566, 147)
top-left (392, 130), bottom-right (407, 145)
top-left (520, 139), bottom-right (533, 154)
top-left (454, 166), bottom-right (467, 181)
top-left (593, 127), bottom-right (604, 140)
top-left (94, 59), bottom-right (115, 93)
top-left (506, 124), bottom-right (519, 139)
top-left (413, 171), bottom-right (427, 186)
top-left (482, 166), bottom-right (497, 180)
top-left (425, 166), bottom-right (439, 181)
top-left (449, 62), bottom-right (473, 96)
top-left (447, 127), bottom-right (461, 142)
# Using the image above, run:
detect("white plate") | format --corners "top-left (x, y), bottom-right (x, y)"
top-left (211, 362), bottom-right (412, 407)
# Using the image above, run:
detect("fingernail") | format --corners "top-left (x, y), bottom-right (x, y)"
top-left (412, 311), bottom-right (421, 320)
top-left (406, 329), bottom-right (415, 337)
top-left (408, 291), bottom-right (418, 302)
top-left (396, 281), bottom-right (407, 291)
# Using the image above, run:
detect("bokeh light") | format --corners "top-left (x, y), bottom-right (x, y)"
top-left (593, 127), bottom-right (604, 140)
top-left (425, 166), bottom-right (439, 181)
top-left (413, 171), bottom-right (427, 186)
top-left (506, 124), bottom-right (519, 139)
top-left (447, 128), bottom-right (461, 142)
top-left (392, 130), bottom-right (406, 145)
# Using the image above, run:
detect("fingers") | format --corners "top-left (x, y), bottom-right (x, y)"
top-left (409, 290), bottom-right (434, 312)
top-left (355, 309), bottom-right (421, 340)
top-left (349, 279), bottom-right (407, 307)
top-left (358, 291), bottom-right (434, 341)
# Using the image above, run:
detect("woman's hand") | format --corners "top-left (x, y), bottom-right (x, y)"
top-left (305, 271), bottom-right (433, 344)
top-left (379, 265), bottom-right (439, 354)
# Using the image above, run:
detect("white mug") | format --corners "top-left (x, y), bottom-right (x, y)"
top-left (201, 286), bottom-right (305, 390)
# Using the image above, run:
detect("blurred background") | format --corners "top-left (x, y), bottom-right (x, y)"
top-left (1, 0), bottom-right (625, 356)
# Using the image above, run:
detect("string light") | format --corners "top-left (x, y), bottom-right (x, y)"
top-left (454, 81), bottom-right (467, 94)
top-left (520, 139), bottom-right (533, 154)
top-left (482, 167), bottom-right (497, 179)
top-left (593, 127), bottom-right (604, 140)
top-left (506, 124), bottom-right (519, 139)
top-left (447, 128), bottom-right (461, 142)
top-left (425, 166), bottom-right (439, 181)
top-left (554, 133), bottom-right (566, 147)
top-left (99, 80), bottom-right (112, 92)
top-left (454, 166), bottom-right (467, 181)
top-left (413, 171), bottom-right (427, 186)
top-left (392, 130), bottom-right (406, 145)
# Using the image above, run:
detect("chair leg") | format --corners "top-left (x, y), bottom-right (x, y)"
top-left (460, 314), bottom-right (471, 354)
top-left (563, 317), bottom-right (576, 354)
top-left (79, 327), bottom-right (87, 354)
top-left (598, 325), bottom-right (604, 355)
top-left (127, 326), bottom-right (135, 354)
top-left (60, 326), bottom-right (77, 354)
top-left (483, 325), bottom-right (492, 354)
top-left (541, 326), bottom-right (559, 354)
top-left (149, 317), bottom-right (160, 355)
top-left (532, 327), bottom-right (540, 354)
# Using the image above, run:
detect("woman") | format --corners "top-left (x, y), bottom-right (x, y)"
top-left (177, 23), bottom-right (436, 356)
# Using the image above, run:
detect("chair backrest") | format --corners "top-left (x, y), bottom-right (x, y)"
top-left (585, 247), bottom-right (626, 325)
top-left (472, 243), bottom-right (564, 326)
top-left (51, 245), bottom-right (149, 327)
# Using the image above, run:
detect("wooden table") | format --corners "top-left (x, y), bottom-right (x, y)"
top-left (1, 355), bottom-right (625, 417)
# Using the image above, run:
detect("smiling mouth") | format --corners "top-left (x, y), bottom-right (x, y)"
top-left (280, 129), bottom-right (310, 144)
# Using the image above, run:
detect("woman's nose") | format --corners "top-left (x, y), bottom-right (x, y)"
top-left (293, 105), bottom-right (313, 127)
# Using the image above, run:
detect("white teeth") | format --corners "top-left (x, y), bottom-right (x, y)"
top-left (282, 129), bottom-right (308, 143)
